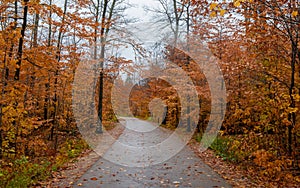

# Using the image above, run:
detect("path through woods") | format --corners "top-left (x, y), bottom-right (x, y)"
top-left (74, 118), bottom-right (231, 188)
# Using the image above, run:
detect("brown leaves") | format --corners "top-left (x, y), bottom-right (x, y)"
top-left (90, 177), bottom-right (98, 181)
top-left (252, 149), bottom-right (274, 167)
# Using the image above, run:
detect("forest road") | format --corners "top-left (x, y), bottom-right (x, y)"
top-left (74, 117), bottom-right (231, 188)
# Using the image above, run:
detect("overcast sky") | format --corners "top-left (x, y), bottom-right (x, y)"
top-left (125, 0), bottom-right (160, 22)
top-left (118, 0), bottom-right (166, 59)
top-left (124, 0), bottom-right (165, 43)
top-left (117, 0), bottom-right (166, 79)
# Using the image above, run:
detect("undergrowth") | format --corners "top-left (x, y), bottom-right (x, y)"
top-left (196, 134), bottom-right (300, 186)
top-left (0, 136), bottom-right (89, 188)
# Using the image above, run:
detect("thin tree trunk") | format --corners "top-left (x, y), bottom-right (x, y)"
top-left (96, 0), bottom-right (117, 133)
top-left (50, 0), bottom-right (68, 153)
top-left (5, 0), bottom-right (19, 85)
top-left (185, 1), bottom-right (191, 132)
top-left (173, 0), bottom-right (179, 46)
top-left (90, 0), bottom-right (101, 128)
top-left (0, 51), bottom-right (7, 158)
top-left (32, 13), bottom-right (39, 48)
top-left (24, 12), bottom-right (39, 110)
top-left (12, 0), bottom-right (29, 158)
top-left (44, 0), bottom-right (53, 121)
top-left (14, 0), bottom-right (29, 81)
top-left (96, 0), bottom-right (109, 134)
top-left (288, 43), bottom-right (297, 155)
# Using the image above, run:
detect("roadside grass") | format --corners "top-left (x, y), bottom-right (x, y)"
top-left (195, 133), bottom-right (255, 163)
top-left (0, 156), bottom-right (51, 188)
top-left (195, 133), bottom-right (300, 186)
top-left (0, 136), bottom-right (90, 188)
top-left (208, 136), bottom-right (241, 162)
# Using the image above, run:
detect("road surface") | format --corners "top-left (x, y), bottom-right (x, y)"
top-left (74, 117), bottom-right (231, 188)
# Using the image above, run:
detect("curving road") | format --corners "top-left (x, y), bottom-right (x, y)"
top-left (74, 117), bottom-right (231, 188)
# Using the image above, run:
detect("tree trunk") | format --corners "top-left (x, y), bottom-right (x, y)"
top-left (11, 0), bottom-right (29, 158)
top-left (288, 43), bottom-right (297, 155)
top-left (44, 0), bottom-right (52, 121)
top-left (96, 0), bottom-right (117, 134)
top-left (14, 0), bottom-right (29, 81)
top-left (90, 0), bottom-right (101, 128)
top-left (96, 0), bottom-right (109, 134)
top-left (32, 13), bottom-right (39, 48)
top-left (50, 0), bottom-right (68, 152)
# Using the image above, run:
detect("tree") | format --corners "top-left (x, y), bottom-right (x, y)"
top-left (235, 0), bottom-right (300, 155)
top-left (14, 0), bottom-right (29, 81)
top-left (191, 0), bottom-right (300, 174)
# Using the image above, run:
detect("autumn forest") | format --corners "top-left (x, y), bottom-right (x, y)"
top-left (0, 0), bottom-right (300, 187)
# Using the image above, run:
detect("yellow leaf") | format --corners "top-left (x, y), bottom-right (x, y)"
top-left (234, 0), bottom-right (241, 7)
top-left (220, 9), bottom-right (226, 16)
top-left (287, 107), bottom-right (298, 114)
top-left (292, 94), bottom-right (300, 102)
top-left (210, 3), bottom-right (218, 10)
top-left (292, 11), bottom-right (298, 17)
top-left (210, 11), bottom-right (217, 18)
